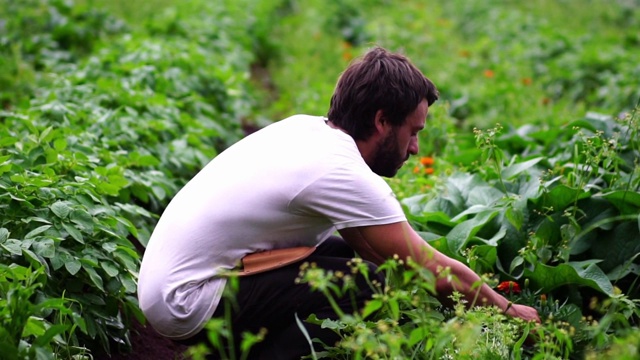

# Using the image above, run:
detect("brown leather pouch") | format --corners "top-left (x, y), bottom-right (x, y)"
top-left (238, 246), bottom-right (316, 276)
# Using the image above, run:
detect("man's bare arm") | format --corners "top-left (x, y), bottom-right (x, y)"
top-left (338, 221), bottom-right (540, 323)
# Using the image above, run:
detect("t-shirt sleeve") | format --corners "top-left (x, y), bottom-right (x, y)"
top-left (290, 163), bottom-right (407, 230)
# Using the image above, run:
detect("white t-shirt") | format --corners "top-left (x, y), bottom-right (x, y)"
top-left (137, 115), bottom-right (406, 339)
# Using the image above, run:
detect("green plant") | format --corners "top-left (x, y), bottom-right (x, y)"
top-left (0, 263), bottom-right (89, 359)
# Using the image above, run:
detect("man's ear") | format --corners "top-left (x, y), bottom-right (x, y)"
top-left (374, 109), bottom-right (388, 134)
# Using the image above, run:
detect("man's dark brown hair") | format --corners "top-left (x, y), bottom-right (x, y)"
top-left (327, 46), bottom-right (439, 141)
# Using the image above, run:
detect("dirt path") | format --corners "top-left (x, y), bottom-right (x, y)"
top-left (93, 319), bottom-right (189, 360)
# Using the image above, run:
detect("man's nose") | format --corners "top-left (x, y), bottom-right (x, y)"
top-left (408, 138), bottom-right (419, 155)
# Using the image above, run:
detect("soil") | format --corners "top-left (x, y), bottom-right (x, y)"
top-left (93, 319), bottom-right (189, 360)
top-left (91, 237), bottom-right (190, 360)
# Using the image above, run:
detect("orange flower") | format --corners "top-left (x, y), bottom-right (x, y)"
top-left (459, 50), bottom-right (471, 58)
top-left (521, 77), bottom-right (532, 86)
top-left (424, 167), bottom-right (434, 175)
top-left (420, 156), bottom-right (435, 166)
top-left (483, 69), bottom-right (495, 78)
top-left (496, 281), bottom-right (521, 294)
top-left (342, 51), bottom-right (353, 62)
top-left (413, 166), bottom-right (421, 174)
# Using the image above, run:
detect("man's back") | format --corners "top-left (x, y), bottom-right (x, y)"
top-left (137, 114), bottom-right (404, 339)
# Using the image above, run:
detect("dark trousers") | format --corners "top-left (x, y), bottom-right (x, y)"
top-left (180, 236), bottom-right (383, 359)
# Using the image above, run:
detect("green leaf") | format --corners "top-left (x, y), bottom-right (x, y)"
top-left (501, 157), bottom-right (544, 179)
top-left (25, 225), bottom-right (52, 239)
top-left (65, 258), bottom-right (82, 276)
top-left (22, 249), bottom-right (49, 272)
top-left (100, 261), bottom-right (120, 277)
top-left (505, 207), bottom-right (524, 230)
top-left (22, 316), bottom-right (47, 337)
top-left (524, 262), bottom-right (613, 295)
top-left (2, 239), bottom-right (23, 255)
top-left (32, 238), bottom-right (55, 258)
top-left (0, 228), bottom-right (9, 243)
top-left (446, 210), bottom-right (499, 254)
top-left (536, 185), bottom-right (591, 211)
top-left (53, 138), bottom-right (67, 151)
top-left (387, 298), bottom-right (400, 320)
top-left (120, 273), bottom-right (137, 293)
top-left (70, 209), bottom-right (94, 231)
top-left (62, 222), bottom-right (84, 243)
top-left (408, 327), bottom-right (429, 347)
top-left (33, 324), bottom-right (69, 348)
top-left (599, 190), bottom-right (640, 215)
top-left (82, 263), bottom-right (104, 292)
top-left (361, 299), bottom-right (382, 319)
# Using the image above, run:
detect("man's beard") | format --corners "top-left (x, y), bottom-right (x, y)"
top-left (369, 130), bottom-right (406, 177)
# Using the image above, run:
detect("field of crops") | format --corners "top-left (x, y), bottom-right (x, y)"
top-left (1, 0), bottom-right (639, 358)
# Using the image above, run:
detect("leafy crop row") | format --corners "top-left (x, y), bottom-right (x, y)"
top-left (0, 0), bottom-right (263, 357)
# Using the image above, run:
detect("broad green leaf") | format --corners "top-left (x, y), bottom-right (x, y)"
top-left (25, 225), bottom-right (52, 239)
top-left (102, 242), bottom-right (118, 252)
top-left (70, 209), bottom-right (94, 231)
top-left (446, 210), bottom-right (498, 254)
top-left (599, 190), bottom-right (640, 215)
top-left (71, 312), bottom-right (88, 333)
top-left (120, 273), bottom-right (137, 293)
top-left (22, 249), bottom-right (49, 272)
top-left (32, 238), bottom-right (55, 258)
top-left (22, 316), bottom-right (47, 337)
top-left (467, 185), bottom-right (503, 207)
top-left (362, 299), bottom-right (382, 319)
top-left (62, 222), bottom-right (84, 243)
top-left (524, 262), bottom-right (613, 295)
top-left (53, 138), bottom-right (67, 151)
top-left (100, 261), bottom-right (120, 277)
top-left (535, 184), bottom-right (590, 211)
top-left (49, 201), bottom-right (71, 219)
top-left (65, 259), bottom-right (82, 276)
top-left (33, 324), bottom-right (69, 348)
top-left (501, 157), bottom-right (544, 179)
top-left (387, 298), bottom-right (400, 320)
top-left (0, 228), bottom-right (8, 243)
top-left (587, 221), bottom-right (640, 274)
top-left (408, 327), bottom-right (429, 347)
top-left (505, 207), bottom-right (524, 230)
top-left (50, 253), bottom-right (65, 271)
top-left (451, 205), bottom-right (490, 222)
top-left (477, 225), bottom-right (506, 247)
top-left (151, 185), bottom-right (167, 200)
top-left (23, 217), bottom-right (52, 225)
top-left (469, 245), bottom-right (497, 274)
top-left (2, 239), bottom-right (23, 255)
top-left (82, 264), bottom-right (104, 292)
top-left (115, 216), bottom-right (139, 238)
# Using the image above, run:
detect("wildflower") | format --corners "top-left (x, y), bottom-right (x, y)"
top-left (424, 167), bottom-right (434, 175)
top-left (420, 156), bottom-right (434, 166)
top-left (483, 69), bottom-right (495, 78)
top-left (496, 281), bottom-right (521, 294)
top-left (413, 166), bottom-right (421, 174)
top-left (521, 77), bottom-right (532, 86)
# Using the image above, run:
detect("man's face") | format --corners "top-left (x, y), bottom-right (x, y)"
top-left (370, 99), bottom-right (428, 177)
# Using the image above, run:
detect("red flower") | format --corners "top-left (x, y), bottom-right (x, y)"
top-left (496, 281), bottom-right (521, 294)
top-left (420, 156), bottom-right (435, 166)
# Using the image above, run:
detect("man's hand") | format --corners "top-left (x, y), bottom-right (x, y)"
top-left (505, 303), bottom-right (541, 323)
